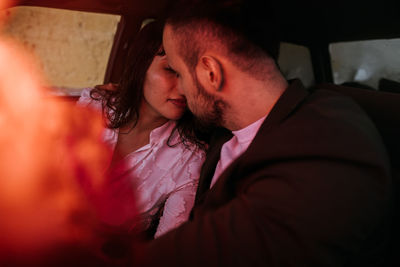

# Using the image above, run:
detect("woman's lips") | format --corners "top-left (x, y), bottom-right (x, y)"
top-left (169, 98), bottom-right (187, 108)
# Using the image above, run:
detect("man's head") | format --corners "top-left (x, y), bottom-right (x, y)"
top-left (163, 23), bottom-right (227, 128)
top-left (163, 0), bottom-right (283, 129)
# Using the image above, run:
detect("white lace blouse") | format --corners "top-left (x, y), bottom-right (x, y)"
top-left (77, 88), bottom-right (205, 238)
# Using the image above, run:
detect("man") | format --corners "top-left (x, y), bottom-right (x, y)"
top-left (133, 1), bottom-right (392, 266)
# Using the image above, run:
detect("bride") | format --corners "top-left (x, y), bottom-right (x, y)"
top-left (78, 19), bottom-right (208, 239)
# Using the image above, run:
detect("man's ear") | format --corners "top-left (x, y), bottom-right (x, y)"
top-left (195, 55), bottom-right (224, 92)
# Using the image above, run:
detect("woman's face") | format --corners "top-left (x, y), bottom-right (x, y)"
top-left (142, 52), bottom-right (187, 121)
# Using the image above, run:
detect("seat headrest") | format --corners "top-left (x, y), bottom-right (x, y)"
top-left (316, 83), bottom-right (400, 167)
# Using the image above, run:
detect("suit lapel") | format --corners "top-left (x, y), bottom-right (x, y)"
top-left (253, 79), bottom-right (309, 139)
top-left (194, 127), bottom-right (233, 205)
top-left (194, 79), bottom-right (309, 206)
top-left (208, 79), bottom-right (310, 190)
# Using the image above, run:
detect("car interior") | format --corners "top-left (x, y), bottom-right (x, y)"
top-left (1, 0), bottom-right (399, 265)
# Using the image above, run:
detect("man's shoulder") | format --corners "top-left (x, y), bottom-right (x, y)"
top-left (292, 84), bottom-right (375, 131)
top-left (243, 83), bottom-right (390, 169)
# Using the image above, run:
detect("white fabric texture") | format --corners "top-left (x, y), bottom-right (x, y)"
top-left (77, 88), bottom-right (205, 238)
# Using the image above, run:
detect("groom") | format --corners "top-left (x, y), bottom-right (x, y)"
top-left (135, 0), bottom-right (392, 266)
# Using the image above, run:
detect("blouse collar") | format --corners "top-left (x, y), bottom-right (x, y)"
top-left (149, 120), bottom-right (177, 146)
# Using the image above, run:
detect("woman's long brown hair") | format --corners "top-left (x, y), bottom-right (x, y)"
top-left (90, 19), bottom-right (210, 150)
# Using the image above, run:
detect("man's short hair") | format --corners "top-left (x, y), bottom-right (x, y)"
top-left (166, 0), bottom-right (281, 79)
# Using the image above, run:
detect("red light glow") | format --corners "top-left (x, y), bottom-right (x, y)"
top-left (0, 7), bottom-right (137, 264)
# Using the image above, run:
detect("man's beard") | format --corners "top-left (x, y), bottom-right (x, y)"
top-left (191, 74), bottom-right (227, 129)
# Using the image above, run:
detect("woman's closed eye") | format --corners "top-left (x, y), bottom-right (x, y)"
top-left (164, 66), bottom-right (175, 73)
top-left (164, 66), bottom-right (180, 78)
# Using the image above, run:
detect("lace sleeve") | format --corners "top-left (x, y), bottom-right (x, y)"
top-left (154, 181), bottom-right (198, 238)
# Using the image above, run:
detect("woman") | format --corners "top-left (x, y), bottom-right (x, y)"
top-left (77, 20), bottom-right (208, 239)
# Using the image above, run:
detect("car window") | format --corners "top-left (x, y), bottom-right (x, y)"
top-left (278, 42), bottom-right (315, 88)
top-left (0, 6), bottom-right (121, 96)
top-left (329, 38), bottom-right (400, 90)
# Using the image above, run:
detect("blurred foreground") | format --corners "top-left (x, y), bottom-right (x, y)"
top-left (0, 2), bottom-right (136, 264)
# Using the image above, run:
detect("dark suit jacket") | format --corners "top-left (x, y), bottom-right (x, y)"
top-left (135, 80), bottom-right (392, 266)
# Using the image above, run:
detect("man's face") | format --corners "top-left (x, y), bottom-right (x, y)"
top-left (162, 24), bottom-right (225, 127)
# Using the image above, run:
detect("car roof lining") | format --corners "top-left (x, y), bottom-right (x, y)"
top-left (14, 0), bottom-right (400, 45)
